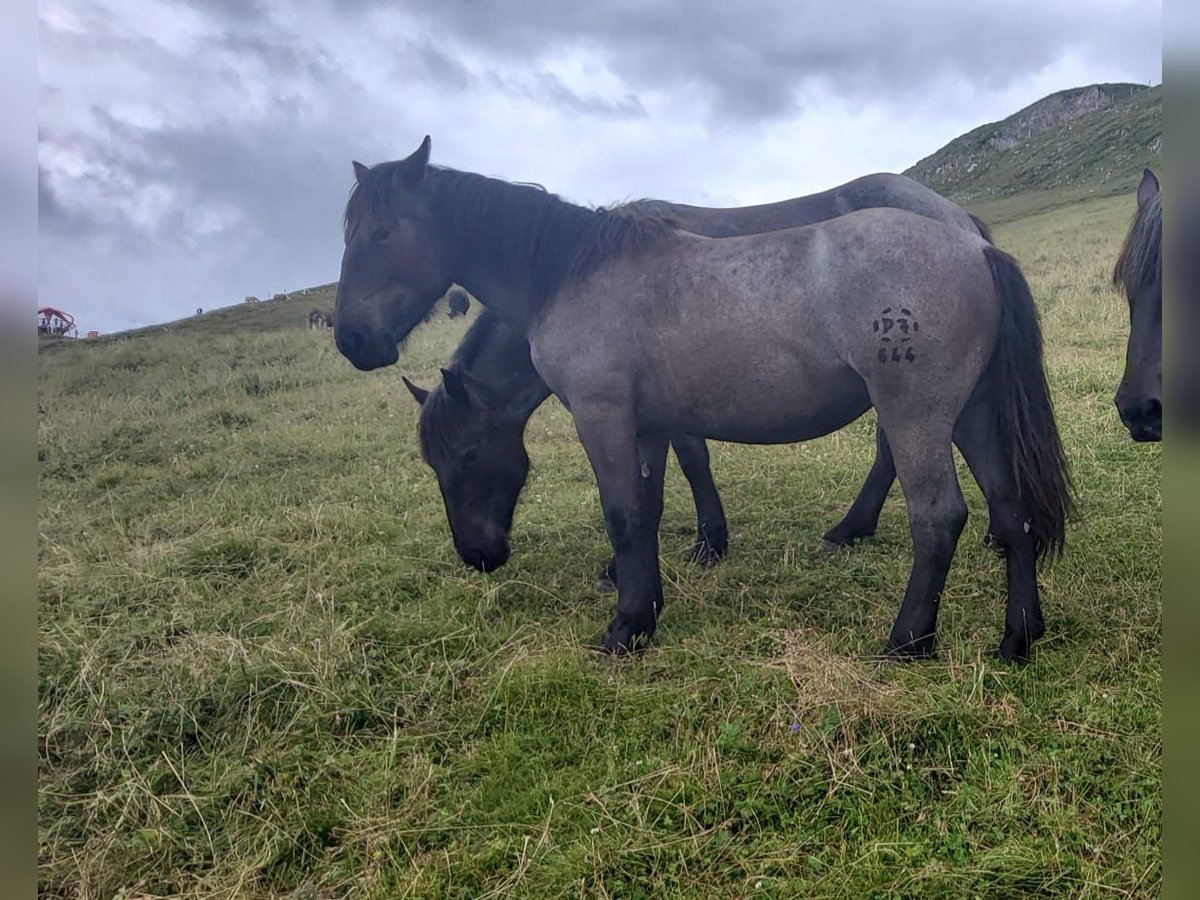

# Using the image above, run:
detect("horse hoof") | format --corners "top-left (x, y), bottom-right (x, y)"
top-left (593, 575), bottom-right (617, 594)
top-left (686, 540), bottom-right (726, 568)
top-left (981, 532), bottom-right (1006, 555)
top-left (996, 622), bottom-right (1044, 663)
top-left (817, 538), bottom-right (850, 554)
top-left (603, 624), bottom-right (652, 655)
top-left (883, 634), bottom-right (938, 660)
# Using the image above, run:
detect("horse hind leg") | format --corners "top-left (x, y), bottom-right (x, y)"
top-left (821, 421), bottom-right (895, 551)
top-left (953, 392), bottom-right (1045, 662)
top-left (877, 417), bottom-right (968, 658)
top-left (670, 435), bottom-right (729, 566)
top-left (816, 419), bottom-right (1001, 556)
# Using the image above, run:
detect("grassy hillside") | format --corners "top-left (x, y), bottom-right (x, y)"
top-left (907, 83), bottom-right (1161, 218)
top-left (38, 187), bottom-right (1160, 895)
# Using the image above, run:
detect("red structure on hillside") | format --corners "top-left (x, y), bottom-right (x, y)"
top-left (38, 307), bottom-right (78, 339)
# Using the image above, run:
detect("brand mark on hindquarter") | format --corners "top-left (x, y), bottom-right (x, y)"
top-left (873, 306), bottom-right (918, 364)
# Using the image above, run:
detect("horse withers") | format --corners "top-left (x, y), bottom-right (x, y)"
top-left (336, 138), bottom-right (1073, 661)
top-left (1112, 168), bottom-right (1162, 442)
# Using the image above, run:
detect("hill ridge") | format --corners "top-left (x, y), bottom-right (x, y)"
top-left (905, 82), bottom-right (1161, 203)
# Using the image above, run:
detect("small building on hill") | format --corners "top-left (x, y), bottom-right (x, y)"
top-left (38, 307), bottom-right (78, 339)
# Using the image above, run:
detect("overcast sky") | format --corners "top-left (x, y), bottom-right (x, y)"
top-left (36, 0), bottom-right (1161, 334)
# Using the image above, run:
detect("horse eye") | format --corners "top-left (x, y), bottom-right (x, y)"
top-left (371, 226), bottom-right (393, 243)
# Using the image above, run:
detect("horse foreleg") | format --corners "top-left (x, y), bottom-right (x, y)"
top-left (574, 407), bottom-right (668, 653)
top-left (670, 435), bottom-right (729, 566)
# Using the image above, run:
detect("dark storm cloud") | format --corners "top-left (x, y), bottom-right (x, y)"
top-left (386, 0), bottom-right (1159, 120)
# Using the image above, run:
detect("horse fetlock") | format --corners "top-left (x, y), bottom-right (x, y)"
top-left (997, 614), bottom-right (1046, 663)
top-left (603, 609), bottom-right (658, 655)
top-left (822, 517), bottom-right (877, 549)
top-left (884, 630), bottom-right (938, 660)
top-left (687, 532), bottom-right (728, 567)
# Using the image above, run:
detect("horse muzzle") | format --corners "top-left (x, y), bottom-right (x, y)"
top-left (335, 327), bottom-right (400, 371)
top-left (457, 539), bottom-right (511, 573)
top-left (1116, 393), bottom-right (1162, 442)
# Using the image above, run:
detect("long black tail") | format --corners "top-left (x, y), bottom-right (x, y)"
top-left (983, 246), bottom-right (1074, 560)
top-left (969, 213), bottom-right (995, 244)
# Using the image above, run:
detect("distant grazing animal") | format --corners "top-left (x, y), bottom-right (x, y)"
top-left (196, 307), bottom-right (203, 316)
top-left (336, 138), bottom-right (1072, 661)
top-left (308, 309), bottom-right (333, 330)
top-left (1112, 168), bottom-right (1162, 442)
top-left (447, 287), bottom-right (470, 318)
top-left (400, 174), bottom-right (997, 592)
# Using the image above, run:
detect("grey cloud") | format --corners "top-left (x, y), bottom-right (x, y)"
top-left (484, 71), bottom-right (647, 119)
top-left (395, 1), bottom-right (1159, 121)
top-left (37, 167), bottom-right (89, 237)
top-left (407, 39), bottom-right (477, 90)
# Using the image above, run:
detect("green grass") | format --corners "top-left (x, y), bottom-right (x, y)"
top-left (38, 194), bottom-right (1160, 897)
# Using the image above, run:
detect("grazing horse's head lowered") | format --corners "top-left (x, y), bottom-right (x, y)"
top-left (1112, 168), bottom-right (1162, 442)
top-left (402, 367), bottom-right (529, 572)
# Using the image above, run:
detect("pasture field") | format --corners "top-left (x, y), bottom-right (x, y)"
top-left (38, 191), bottom-right (1160, 898)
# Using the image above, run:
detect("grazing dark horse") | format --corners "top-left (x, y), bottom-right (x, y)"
top-left (400, 175), bottom-right (995, 587)
top-left (1112, 168), bottom-right (1162, 442)
top-left (401, 315), bottom-right (728, 585)
top-left (336, 138), bottom-right (1072, 661)
top-left (446, 287), bottom-right (471, 318)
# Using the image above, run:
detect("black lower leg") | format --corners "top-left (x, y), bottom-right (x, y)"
top-left (671, 435), bottom-right (728, 565)
top-left (822, 423), bottom-right (896, 549)
top-left (989, 502), bottom-right (1045, 662)
top-left (885, 510), bottom-right (966, 658)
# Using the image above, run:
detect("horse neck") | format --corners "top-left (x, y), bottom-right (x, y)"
top-left (427, 170), bottom-right (598, 329)
top-left (455, 314), bottom-right (552, 419)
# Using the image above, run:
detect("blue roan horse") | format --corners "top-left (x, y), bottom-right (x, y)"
top-left (336, 138), bottom-right (1073, 662)
top-left (400, 173), bottom-right (996, 590)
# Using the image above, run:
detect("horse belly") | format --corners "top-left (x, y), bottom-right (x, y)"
top-left (641, 353), bottom-right (872, 444)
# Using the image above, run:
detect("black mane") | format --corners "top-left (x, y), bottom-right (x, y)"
top-left (1113, 192), bottom-right (1162, 299)
top-left (345, 165), bottom-right (678, 307)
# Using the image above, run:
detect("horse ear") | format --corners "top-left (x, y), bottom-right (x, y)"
top-left (352, 161), bottom-right (370, 184)
top-left (457, 367), bottom-right (501, 410)
top-left (441, 367), bottom-right (469, 404)
top-left (401, 376), bottom-right (430, 406)
top-left (1137, 168), bottom-right (1160, 208)
top-left (395, 136), bottom-right (431, 188)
